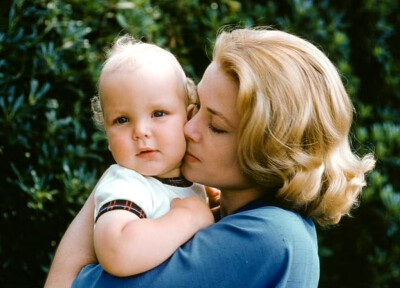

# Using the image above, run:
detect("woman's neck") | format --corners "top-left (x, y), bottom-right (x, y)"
top-left (219, 185), bottom-right (263, 216)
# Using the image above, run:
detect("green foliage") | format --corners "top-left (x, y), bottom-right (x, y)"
top-left (0, 0), bottom-right (111, 286)
top-left (0, 0), bottom-right (399, 287)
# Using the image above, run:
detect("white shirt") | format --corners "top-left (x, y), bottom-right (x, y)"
top-left (94, 164), bottom-right (207, 220)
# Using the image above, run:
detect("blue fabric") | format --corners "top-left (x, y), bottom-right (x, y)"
top-left (72, 200), bottom-right (319, 288)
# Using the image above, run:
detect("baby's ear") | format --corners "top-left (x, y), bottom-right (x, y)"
top-left (186, 103), bottom-right (199, 120)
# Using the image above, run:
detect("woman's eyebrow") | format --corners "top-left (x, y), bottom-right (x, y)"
top-left (206, 107), bottom-right (234, 128)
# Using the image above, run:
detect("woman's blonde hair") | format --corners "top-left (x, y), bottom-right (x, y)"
top-left (213, 27), bottom-right (375, 226)
top-left (91, 34), bottom-right (197, 128)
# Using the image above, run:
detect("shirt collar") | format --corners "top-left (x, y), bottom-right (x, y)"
top-left (154, 176), bottom-right (193, 187)
top-left (215, 198), bottom-right (276, 222)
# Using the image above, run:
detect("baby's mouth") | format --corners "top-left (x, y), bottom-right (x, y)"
top-left (136, 148), bottom-right (158, 158)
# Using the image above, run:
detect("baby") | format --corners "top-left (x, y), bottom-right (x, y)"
top-left (91, 35), bottom-right (213, 276)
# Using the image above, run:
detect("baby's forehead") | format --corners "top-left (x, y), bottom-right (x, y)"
top-left (132, 45), bottom-right (173, 62)
top-left (104, 44), bottom-right (181, 71)
top-left (137, 49), bottom-right (180, 70)
top-left (104, 49), bottom-right (184, 87)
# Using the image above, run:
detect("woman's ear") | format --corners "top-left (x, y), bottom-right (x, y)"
top-left (186, 103), bottom-right (199, 120)
top-left (108, 144), bottom-right (111, 152)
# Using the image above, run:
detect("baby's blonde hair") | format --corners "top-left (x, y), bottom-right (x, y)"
top-left (213, 28), bottom-right (375, 226)
top-left (91, 35), bottom-right (197, 128)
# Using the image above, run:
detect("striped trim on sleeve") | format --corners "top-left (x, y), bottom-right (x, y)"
top-left (95, 199), bottom-right (147, 223)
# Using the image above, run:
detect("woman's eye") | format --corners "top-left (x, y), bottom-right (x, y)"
top-left (153, 111), bottom-right (166, 118)
top-left (116, 116), bottom-right (129, 124)
top-left (208, 123), bottom-right (226, 134)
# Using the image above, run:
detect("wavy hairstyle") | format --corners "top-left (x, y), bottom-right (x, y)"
top-left (213, 28), bottom-right (375, 226)
top-left (91, 34), bottom-right (197, 128)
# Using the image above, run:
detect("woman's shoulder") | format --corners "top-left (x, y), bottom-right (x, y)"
top-left (244, 204), bottom-right (314, 228)
top-left (192, 204), bottom-right (319, 287)
top-left (219, 204), bottom-right (318, 250)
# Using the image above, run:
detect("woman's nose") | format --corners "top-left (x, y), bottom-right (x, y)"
top-left (184, 113), bottom-right (200, 142)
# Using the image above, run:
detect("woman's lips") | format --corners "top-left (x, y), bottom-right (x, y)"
top-left (185, 151), bottom-right (200, 162)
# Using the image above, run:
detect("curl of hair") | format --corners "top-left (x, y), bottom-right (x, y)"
top-left (213, 28), bottom-right (375, 226)
top-left (91, 95), bottom-right (103, 129)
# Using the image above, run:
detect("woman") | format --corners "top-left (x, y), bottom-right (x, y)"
top-left (45, 27), bottom-right (375, 288)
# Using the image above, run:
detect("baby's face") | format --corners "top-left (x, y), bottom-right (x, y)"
top-left (100, 62), bottom-right (188, 178)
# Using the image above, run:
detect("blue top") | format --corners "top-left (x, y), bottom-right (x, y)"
top-left (72, 200), bottom-right (320, 288)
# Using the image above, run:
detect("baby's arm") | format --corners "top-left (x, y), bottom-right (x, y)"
top-left (94, 196), bottom-right (214, 277)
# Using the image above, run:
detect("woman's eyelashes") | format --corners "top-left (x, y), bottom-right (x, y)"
top-left (195, 104), bottom-right (226, 134)
top-left (208, 123), bottom-right (226, 134)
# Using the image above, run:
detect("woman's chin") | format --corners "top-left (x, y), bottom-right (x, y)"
top-left (181, 161), bottom-right (204, 183)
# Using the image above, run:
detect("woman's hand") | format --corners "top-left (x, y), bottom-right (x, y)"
top-left (205, 186), bottom-right (221, 219)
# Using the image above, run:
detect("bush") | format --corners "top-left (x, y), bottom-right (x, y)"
top-left (0, 0), bottom-right (111, 286)
top-left (0, 0), bottom-right (398, 287)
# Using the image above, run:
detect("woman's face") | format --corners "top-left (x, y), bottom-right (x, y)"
top-left (182, 62), bottom-right (251, 190)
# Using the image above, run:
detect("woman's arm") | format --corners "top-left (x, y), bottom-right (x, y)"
top-left (44, 191), bottom-right (96, 288)
top-left (94, 196), bottom-right (214, 277)
top-left (72, 206), bottom-right (320, 288)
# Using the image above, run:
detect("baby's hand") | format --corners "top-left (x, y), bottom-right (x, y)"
top-left (171, 197), bottom-right (214, 230)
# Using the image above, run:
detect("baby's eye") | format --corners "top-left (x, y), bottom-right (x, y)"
top-left (152, 111), bottom-right (166, 118)
top-left (116, 116), bottom-right (129, 124)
